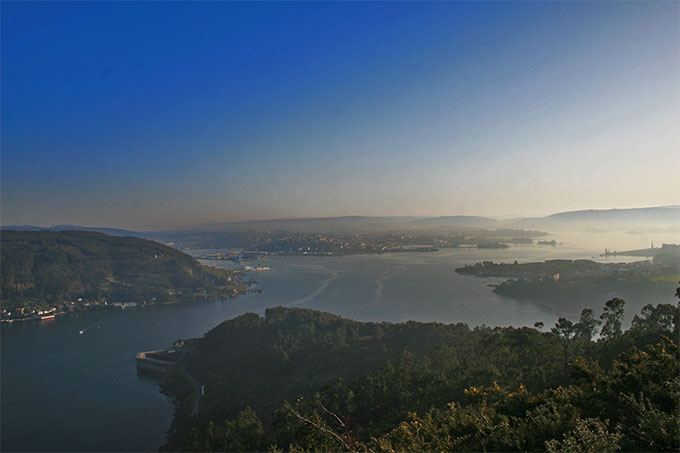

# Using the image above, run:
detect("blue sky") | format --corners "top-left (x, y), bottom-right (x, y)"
top-left (2, 1), bottom-right (678, 229)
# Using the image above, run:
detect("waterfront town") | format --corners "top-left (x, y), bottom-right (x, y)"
top-left (171, 229), bottom-right (547, 256)
top-left (2, 298), bottom-right (158, 323)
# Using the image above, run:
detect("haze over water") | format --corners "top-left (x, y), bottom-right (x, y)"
top-left (3, 234), bottom-right (676, 452)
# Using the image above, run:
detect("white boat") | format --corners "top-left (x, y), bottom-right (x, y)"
top-left (243, 265), bottom-right (271, 271)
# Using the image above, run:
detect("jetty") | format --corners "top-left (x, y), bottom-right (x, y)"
top-left (136, 349), bottom-right (179, 374)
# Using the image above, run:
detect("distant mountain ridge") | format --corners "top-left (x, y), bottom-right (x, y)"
top-left (508, 205), bottom-right (680, 229)
top-left (546, 205), bottom-right (680, 221)
top-left (409, 215), bottom-right (499, 228)
top-left (1, 224), bottom-right (144, 237)
top-left (161, 205), bottom-right (680, 232)
top-left (3, 205), bottom-right (677, 235)
top-left (185, 216), bottom-right (420, 233)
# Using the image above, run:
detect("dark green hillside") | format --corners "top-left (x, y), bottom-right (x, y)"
top-left (0, 230), bottom-right (243, 311)
top-left (162, 307), bottom-right (473, 446)
top-left (161, 298), bottom-right (679, 452)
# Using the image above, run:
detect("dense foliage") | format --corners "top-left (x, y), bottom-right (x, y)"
top-left (162, 296), bottom-right (680, 452)
top-left (162, 307), bottom-right (473, 449)
top-left (456, 259), bottom-right (679, 314)
top-left (0, 230), bottom-right (241, 310)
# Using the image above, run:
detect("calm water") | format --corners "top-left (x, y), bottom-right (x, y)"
top-left (2, 234), bottom-right (675, 452)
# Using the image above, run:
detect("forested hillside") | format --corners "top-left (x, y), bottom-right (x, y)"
top-left (162, 296), bottom-right (680, 452)
top-left (0, 230), bottom-right (243, 311)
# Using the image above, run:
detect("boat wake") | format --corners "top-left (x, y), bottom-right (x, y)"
top-left (374, 265), bottom-right (406, 304)
top-left (287, 267), bottom-right (339, 307)
top-left (78, 322), bottom-right (99, 335)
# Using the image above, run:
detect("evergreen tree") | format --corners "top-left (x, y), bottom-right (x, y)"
top-left (574, 308), bottom-right (601, 341)
top-left (600, 298), bottom-right (625, 339)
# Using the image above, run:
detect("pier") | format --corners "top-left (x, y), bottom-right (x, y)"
top-left (136, 349), bottom-right (179, 374)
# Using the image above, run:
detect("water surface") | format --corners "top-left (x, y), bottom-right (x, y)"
top-left (2, 240), bottom-right (672, 451)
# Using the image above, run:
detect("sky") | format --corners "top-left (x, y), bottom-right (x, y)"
top-left (2, 1), bottom-right (679, 230)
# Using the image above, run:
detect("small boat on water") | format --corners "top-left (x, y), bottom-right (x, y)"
top-left (79, 323), bottom-right (99, 335)
top-left (243, 265), bottom-right (271, 271)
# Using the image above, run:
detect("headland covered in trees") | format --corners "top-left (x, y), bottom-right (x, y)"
top-left (455, 245), bottom-right (679, 312)
top-left (0, 230), bottom-right (245, 322)
top-left (159, 295), bottom-right (679, 452)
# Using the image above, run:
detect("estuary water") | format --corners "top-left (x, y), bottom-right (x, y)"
top-left (1, 235), bottom-right (675, 452)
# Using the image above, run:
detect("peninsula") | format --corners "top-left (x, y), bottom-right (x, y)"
top-left (159, 303), bottom-right (679, 452)
top-left (455, 247), bottom-right (679, 308)
top-left (0, 230), bottom-right (245, 322)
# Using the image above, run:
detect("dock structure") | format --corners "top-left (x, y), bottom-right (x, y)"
top-left (136, 349), bottom-right (179, 374)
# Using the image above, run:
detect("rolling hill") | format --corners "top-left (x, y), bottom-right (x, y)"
top-left (0, 230), bottom-right (242, 310)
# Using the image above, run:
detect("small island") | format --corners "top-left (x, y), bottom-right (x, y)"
top-left (0, 230), bottom-right (246, 323)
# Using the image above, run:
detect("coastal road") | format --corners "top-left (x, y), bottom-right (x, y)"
top-left (181, 365), bottom-right (201, 416)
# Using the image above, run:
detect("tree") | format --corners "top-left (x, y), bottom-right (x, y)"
top-left (631, 304), bottom-right (677, 335)
top-left (600, 298), bottom-right (625, 339)
top-left (574, 308), bottom-right (601, 341)
top-left (552, 317), bottom-right (575, 339)
top-left (552, 317), bottom-right (575, 372)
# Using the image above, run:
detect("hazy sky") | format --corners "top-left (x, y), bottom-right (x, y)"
top-left (2, 2), bottom-right (678, 230)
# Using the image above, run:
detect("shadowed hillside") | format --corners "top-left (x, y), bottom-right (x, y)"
top-left (161, 299), bottom-right (679, 452)
top-left (0, 230), bottom-right (243, 311)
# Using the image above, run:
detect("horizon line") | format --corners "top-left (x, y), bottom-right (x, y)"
top-left (2, 204), bottom-right (678, 232)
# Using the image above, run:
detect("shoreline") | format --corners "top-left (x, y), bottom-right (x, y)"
top-left (1, 290), bottom-right (248, 325)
